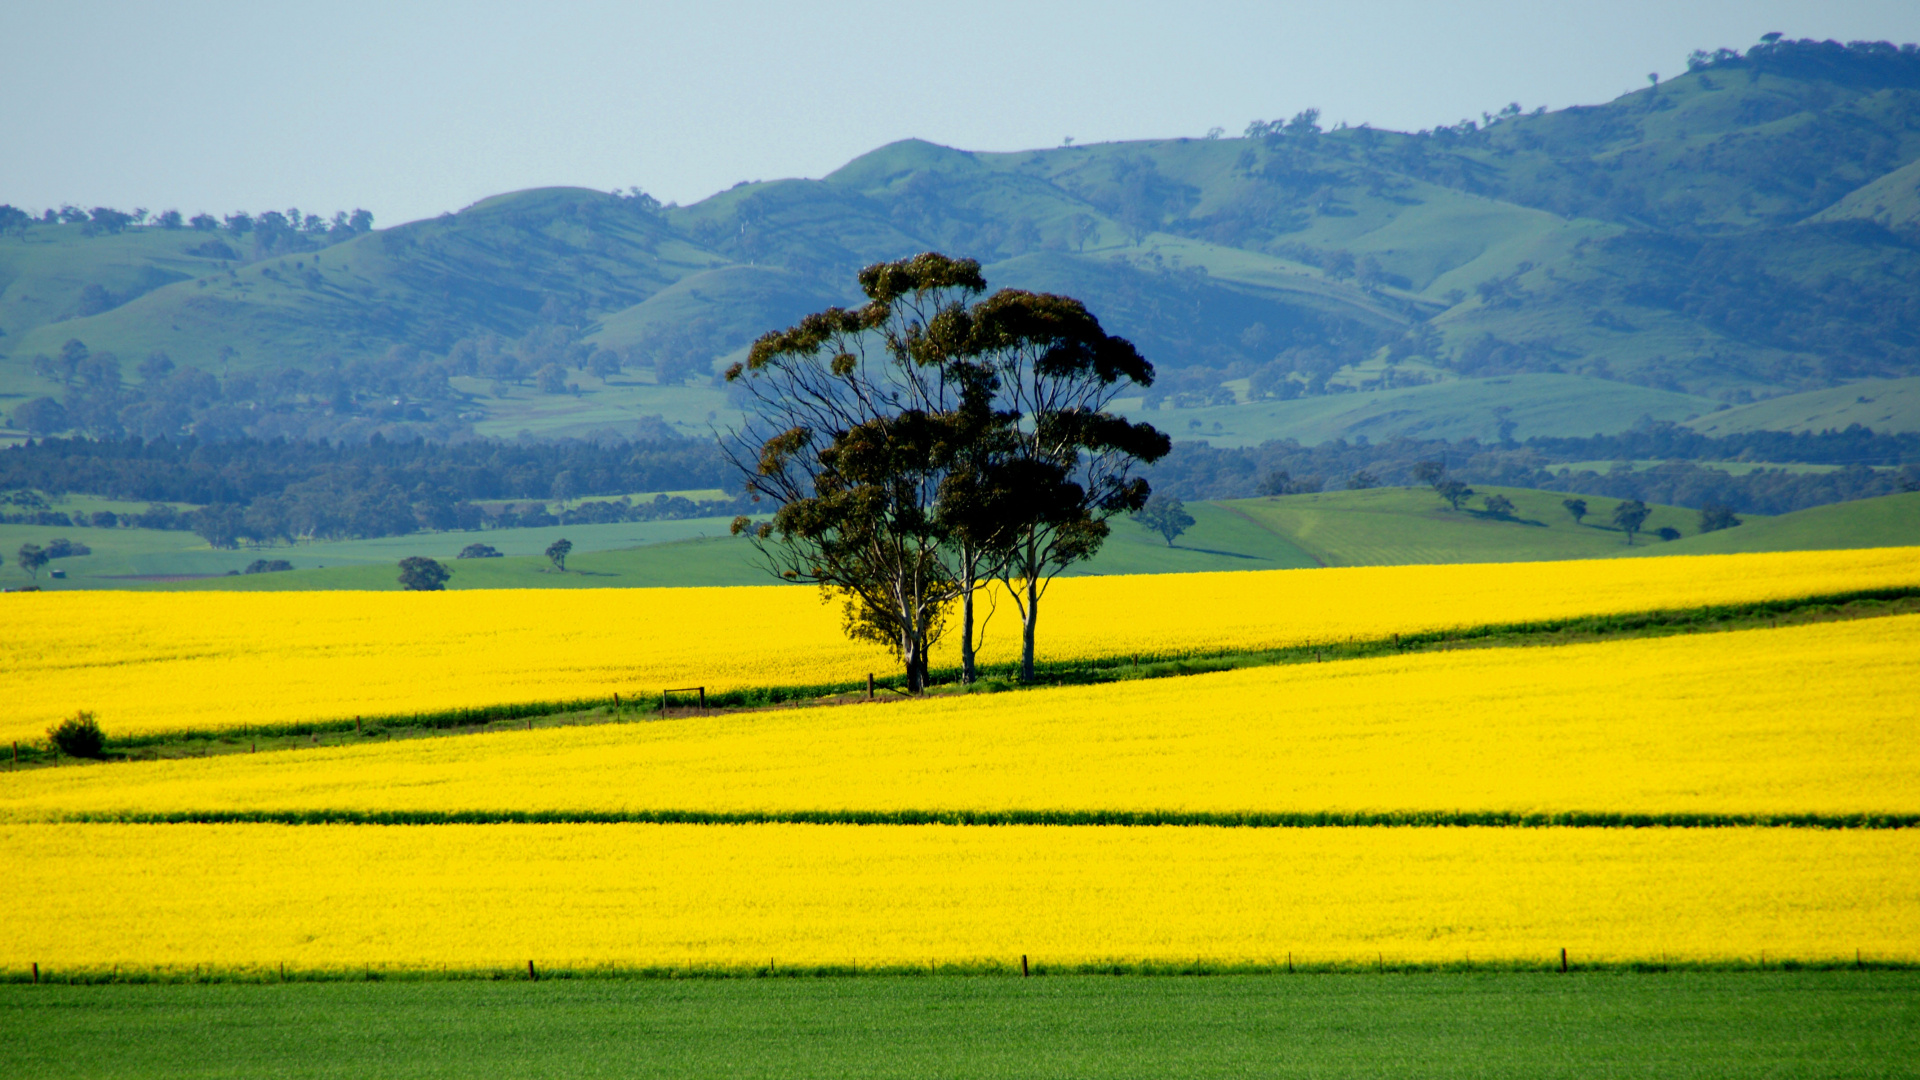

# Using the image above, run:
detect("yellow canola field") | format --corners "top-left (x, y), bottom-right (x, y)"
top-left (2, 546), bottom-right (1916, 743)
top-left (9, 616), bottom-right (1916, 820)
top-left (3, 823), bottom-right (1913, 969)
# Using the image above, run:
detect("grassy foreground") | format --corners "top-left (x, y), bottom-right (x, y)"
top-left (3, 973), bottom-right (1914, 1079)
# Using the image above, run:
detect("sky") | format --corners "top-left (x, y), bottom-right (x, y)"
top-left (4, 0), bottom-right (1918, 228)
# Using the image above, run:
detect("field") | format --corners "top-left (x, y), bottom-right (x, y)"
top-left (4, 551), bottom-right (1917, 1075)
top-left (5, 824), bottom-right (1914, 970)
top-left (7, 974), bottom-right (1915, 1080)
top-left (1113, 372), bottom-right (1716, 448)
top-left (0, 499), bottom-right (1319, 591)
top-left (11, 486), bottom-right (1911, 593)
top-left (1661, 491), bottom-right (1920, 556)
top-left (8, 616), bottom-right (1914, 822)
top-left (1686, 375), bottom-right (1920, 437)
top-left (1222, 486), bottom-right (1703, 567)
top-left (5, 548), bottom-right (1916, 742)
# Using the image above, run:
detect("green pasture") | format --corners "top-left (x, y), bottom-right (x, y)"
top-left (8, 488), bottom-right (1914, 593)
top-left (1659, 491), bottom-right (1920, 556)
top-left (1113, 372), bottom-right (1715, 448)
top-left (1685, 375), bottom-right (1920, 437)
top-left (1221, 486), bottom-right (1700, 567)
top-left (2, 972), bottom-right (1913, 1079)
top-left (0, 517), bottom-right (753, 590)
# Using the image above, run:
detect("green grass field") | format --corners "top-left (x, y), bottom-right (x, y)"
top-left (1221, 486), bottom-right (1700, 567)
top-left (1685, 375), bottom-right (1920, 437)
top-left (1116, 373), bottom-right (1717, 448)
top-left (1659, 491), bottom-right (1920, 556)
top-left (2, 973), bottom-right (1912, 1079)
top-left (0, 517), bottom-right (754, 590)
top-left (8, 488), bottom-right (1912, 592)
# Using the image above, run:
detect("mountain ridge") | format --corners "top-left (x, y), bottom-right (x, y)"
top-left (6, 37), bottom-right (1920, 446)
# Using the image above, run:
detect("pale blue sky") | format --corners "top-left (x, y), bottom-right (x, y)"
top-left (3, 1), bottom-right (1916, 226)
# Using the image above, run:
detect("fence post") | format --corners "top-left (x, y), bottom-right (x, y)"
top-left (1560, 947), bottom-right (1567, 973)
top-left (698, 687), bottom-right (706, 710)
top-left (528, 960), bottom-right (538, 982)
top-left (32, 963), bottom-right (39, 984)
top-left (1021, 954), bottom-right (1029, 977)
top-left (868, 673), bottom-right (875, 699)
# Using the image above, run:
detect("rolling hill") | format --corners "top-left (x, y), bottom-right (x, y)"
top-left (6, 38), bottom-right (1920, 451)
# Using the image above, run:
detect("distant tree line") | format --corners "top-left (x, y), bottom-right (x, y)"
top-left (0, 203), bottom-right (374, 253)
top-left (1148, 424), bottom-right (1920, 515)
top-left (0, 434), bottom-right (745, 546)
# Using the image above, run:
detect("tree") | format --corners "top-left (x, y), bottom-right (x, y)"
top-left (1347, 469), bottom-right (1379, 490)
top-left (726, 253), bottom-right (991, 693)
top-left (1699, 503), bottom-right (1742, 532)
top-left (1436, 479), bottom-right (1475, 511)
top-left (1562, 497), bottom-right (1588, 524)
top-left (397, 556), bottom-right (450, 590)
top-left (1612, 499), bottom-right (1651, 545)
top-left (967, 287), bottom-right (1170, 682)
top-left (12, 397), bottom-right (69, 436)
top-left (1412, 460), bottom-right (1446, 487)
top-left (1482, 493), bottom-right (1515, 518)
top-left (458, 543), bottom-right (503, 559)
top-left (1135, 492), bottom-right (1194, 546)
top-left (16, 543), bottom-right (49, 581)
top-left (545, 538), bottom-right (573, 571)
top-left (727, 253), bottom-right (1167, 690)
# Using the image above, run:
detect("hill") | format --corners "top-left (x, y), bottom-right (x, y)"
top-left (1221, 486), bottom-right (1700, 567)
top-left (7, 38), bottom-right (1920, 449)
top-left (1685, 375), bottom-right (1920, 436)
top-left (1655, 490), bottom-right (1920, 555)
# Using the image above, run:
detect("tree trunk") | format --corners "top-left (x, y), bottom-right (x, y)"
top-left (960, 584), bottom-right (977, 684)
top-left (1018, 575), bottom-right (1040, 682)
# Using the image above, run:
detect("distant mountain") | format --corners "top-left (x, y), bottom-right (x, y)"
top-left (4, 37), bottom-right (1920, 446)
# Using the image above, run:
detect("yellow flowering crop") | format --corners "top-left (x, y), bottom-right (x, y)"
top-left (3, 823), bottom-right (1912, 970)
top-left (9, 616), bottom-right (1915, 821)
top-left (2, 546), bottom-right (1915, 743)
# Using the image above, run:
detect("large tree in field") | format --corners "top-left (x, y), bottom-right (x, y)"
top-left (726, 253), bottom-right (1167, 690)
top-left (967, 289), bottom-right (1170, 682)
top-left (725, 253), bottom-right (993, 693)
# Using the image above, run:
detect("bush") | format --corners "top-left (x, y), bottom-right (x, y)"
top-left (1656, 526), bottom-right (1683, 541)
top-left (244, 558), bottom-right (293, 574)
top-left (44, 537), bottom-right (90, 559)
top-left (398, 555), bottom-right (450, 591)
top-left (457, 543), bottom-right (503, 559)
top-left (48, 711), bottom-right (105, 758)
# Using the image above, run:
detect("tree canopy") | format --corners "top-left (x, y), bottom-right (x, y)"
top-left (726, 252), bottom-right (1166, 690)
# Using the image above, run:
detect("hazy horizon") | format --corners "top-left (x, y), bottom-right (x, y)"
top-left (2, 0), bottom-right (1917, 228)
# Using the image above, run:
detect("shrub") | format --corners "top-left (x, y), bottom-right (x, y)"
top-left (48, 710), bottom-right (105, 758)
top-left (398, 556), bottom-right (451, 591)
top-left (457, 543), bottom-right (503, 559)
top-left (1656, 526), bottom-right (1682, 541)
top-left (244, 559), bottom-right (294, 574)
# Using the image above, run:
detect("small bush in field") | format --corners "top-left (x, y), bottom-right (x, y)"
top-left (48, 710), bottom-right (105, 758)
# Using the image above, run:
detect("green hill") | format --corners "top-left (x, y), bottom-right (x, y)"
top-left (1119, 372), bottom-right (1716, 447)
top-left (7, 39), bottom-right (1920, 447)
top-left (1653, 491), bottom-right (1920, 555)
top-left (1221, 486), bottom-right (1701, 567)
top-left (1685, 376), bottom-right (1920, 436)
